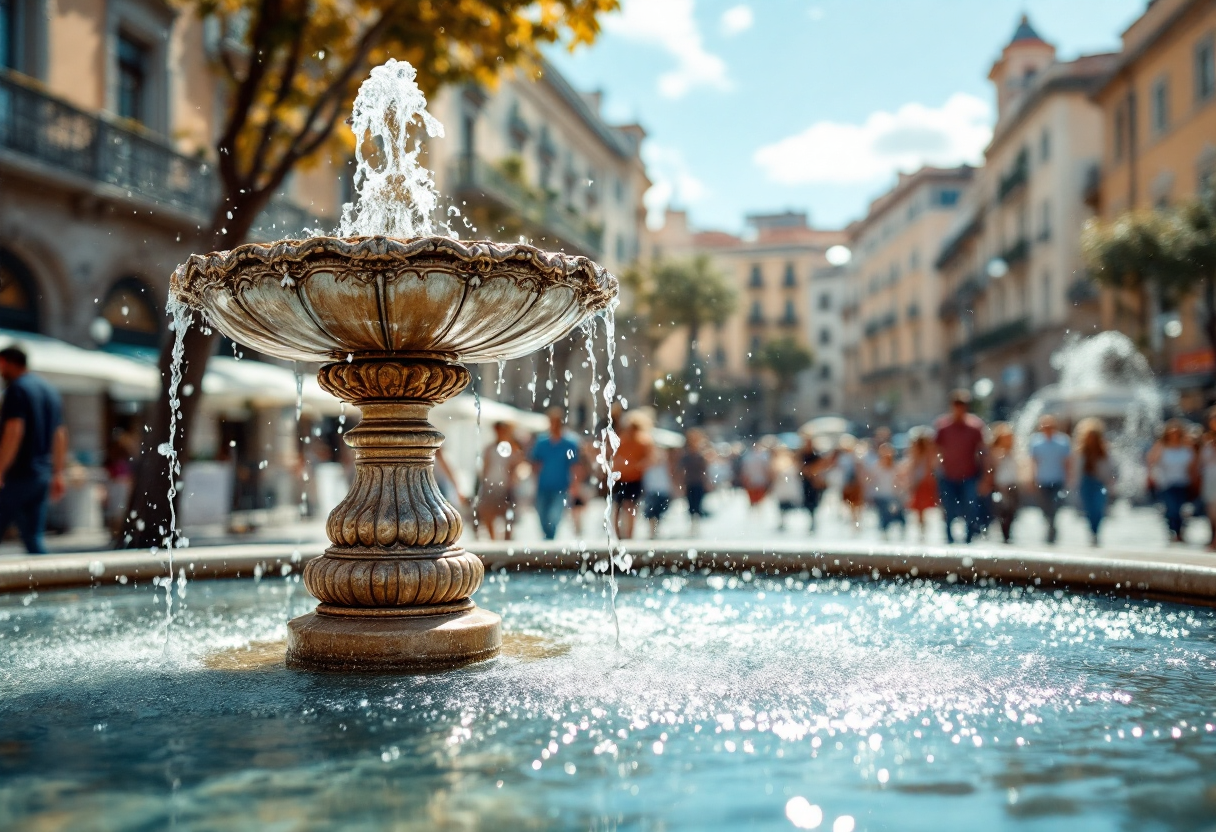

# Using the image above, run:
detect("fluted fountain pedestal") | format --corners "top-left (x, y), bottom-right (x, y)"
top-left (286, 357), bottom-right (500, 670)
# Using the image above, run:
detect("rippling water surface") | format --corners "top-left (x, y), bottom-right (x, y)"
top-left (1, 571), bottom-right (1215, 831)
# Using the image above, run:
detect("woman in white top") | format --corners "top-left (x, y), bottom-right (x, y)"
top-left (986, 422), bottom-right (1021, 544)
top-left (865, 443), bottom-right (906, 538)
top-left (1147, 420), bottom-right (1198, 543)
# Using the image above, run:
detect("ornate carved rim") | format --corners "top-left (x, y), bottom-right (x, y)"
top-left (171, 235), bottom-right (617, 312)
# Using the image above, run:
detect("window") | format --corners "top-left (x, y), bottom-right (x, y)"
top-left (889, 263), bottom-right (900, 285)
top-left (1196, 36), bottom-right (1215, 102)
top-left (749, 264), bottom-right (763, 288)
top-left (909, 249), bottom-right (920, 271)
top-left (819, 328), bottom-right (831, 346)
top-left (818, 293), bottom-right (831, 311)
top-left (0, 247), bottom-right (39, 333)
top-left (116, 32), bottom-right (149, 123)
top-left (748, 299), bottom-right (763, 323)
top-left (782, 299), bottom-right (797, 323)
top-left (0, 0), bottom-right (14, 69)
top-left (783, 262), bottom-right (796, 287)
top-left (1039, 200), bottom-right (1052, 241)
top-left (714, 346), bottom-right (726, 367)
top-left (934, 188), bottom-right (960, 207)
top-left (1113, 106), bottom-right (1126, 161)
top-left (1040, 127), bottom-right (1051, 162)
top-left (818, 393), bottom-right (832, 410)
top-left (102, 277), bottom-right (160, 346)
top-left (1152, 76), bottom-right (1170, 135)
top-left (614, 178), bottom-right (625, 203)
top-left (749, 335), bottom-right (761, 354)
top-left (615, 234), bottom-right (625, 263)
top-left (819, 364), bottom-right (831, 380)
top-left (1042, 271), bottom-right (1053, 321)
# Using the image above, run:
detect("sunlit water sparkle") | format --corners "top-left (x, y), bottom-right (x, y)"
top-left (2, 574), bottom-right (1215, 830)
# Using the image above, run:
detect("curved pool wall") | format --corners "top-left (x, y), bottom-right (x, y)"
top-left (3, 569), bottom-right (1216, 830)
top-left (4, 540), bottom-right (1216, 604)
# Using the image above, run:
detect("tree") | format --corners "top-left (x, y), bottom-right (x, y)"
top-left (123, 0), bottom-right (618, 548)
top-left (636, 255), bottom-right (737, 371)
top-left (1082, 193), bottom-right (1216, 358)
top-left (750, 336), bottom-right (813, 429)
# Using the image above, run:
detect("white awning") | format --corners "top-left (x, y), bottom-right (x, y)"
top-left (201, 356), bottom-right (342, 415)
top-left (0, 330), bottom-right (161, 400)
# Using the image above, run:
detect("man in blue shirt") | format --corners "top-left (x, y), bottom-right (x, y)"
top-left (530, 407), bottom-right (581, 540)
top-left (1029, 415), bottom-right (1072, 544)
top-left (0, 347), bottom-right (66, 553)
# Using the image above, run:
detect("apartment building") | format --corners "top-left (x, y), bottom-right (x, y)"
top-left (646, 210), bottom-right (846, 431)
top-left (935, 17), bottom-right (1114, 419)
top-left (843, 166), bottom-right (973, 430)
top-left (1092, 0), bottom-right (1216, 396)
top-left (423, 63), bottom-right (650, 427)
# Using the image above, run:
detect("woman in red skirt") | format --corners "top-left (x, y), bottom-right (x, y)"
top-left (904, 429), bottom-right (938, 541)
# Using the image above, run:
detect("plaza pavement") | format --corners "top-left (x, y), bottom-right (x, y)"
top-left (1, 486), bottom-right (1211, 564)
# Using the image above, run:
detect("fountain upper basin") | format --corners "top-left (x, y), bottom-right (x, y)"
top-left (171, 235), bottom-right (617, 363)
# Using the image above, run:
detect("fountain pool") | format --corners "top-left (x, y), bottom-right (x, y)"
top-left (2, 571), bottom-right (1215, 830)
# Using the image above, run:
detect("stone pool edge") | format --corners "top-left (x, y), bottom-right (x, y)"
top-left (3, 540), bottom-right (1216, 604)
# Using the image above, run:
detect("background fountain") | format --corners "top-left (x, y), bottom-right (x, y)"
top-left (170, 60), bottom-right (617, 670)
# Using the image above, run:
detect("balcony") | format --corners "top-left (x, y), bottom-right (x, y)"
top-left (860, 365), bottom-right (904, 385)
top-left (997, 148), bottom-right (1029, 203)
top-left (0, 71), bottom-right (320, 233)
top-left (778, 313), bottom-right (799, 328)
top-left (948, 316), bottom-right (1032, 363)
top-left (1000, 237), bottom-right (1030, 267)
top-left (448, 155), bottom-right (603, 257)
top-left (0, 70), bottom-right (214, 218)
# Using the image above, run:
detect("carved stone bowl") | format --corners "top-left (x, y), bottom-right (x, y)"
top-left (171, 236), bottom-right (617, 364)
top-left (171, 235), bottom-right (617, 671)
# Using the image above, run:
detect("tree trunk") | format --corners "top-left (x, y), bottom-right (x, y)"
top-left (1205, 276), bottom-right (1216, 384)
top-left (119, 201), bottom-right (264, 549)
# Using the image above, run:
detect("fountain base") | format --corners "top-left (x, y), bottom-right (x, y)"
top-left (285, 603), bottom-right (501, 671)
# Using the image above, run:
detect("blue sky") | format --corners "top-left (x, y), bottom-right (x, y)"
top-left (546, 0), bottom-right (1146, 233)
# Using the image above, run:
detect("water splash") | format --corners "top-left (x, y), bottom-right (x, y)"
top-left (157, 298), bottom-right (193, 647)
top-left (338, 59), bottom-right (445, 238)
top-left (583, 316), bottom-right (621, 646)
top-left (472, 379), bottom-right (483, 538)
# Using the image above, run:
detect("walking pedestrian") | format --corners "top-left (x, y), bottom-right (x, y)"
top-left (1029, 415), bottom-right (1072, 544)
top-left (837, 435), bottom-right (864, 529)
top-left (770, 446), bottom-right (804, 532)
top-left (477, 421), bottom-right (522, 540)
top-left (529, 407), bottom-right (581, 540)
top-left (739, 439), bottom-right (772, 509)
top-left (1147, 420), bottom-right (1197, 543)
top-left (933, 390), bottom-right (986, 544)
top-left (642, 445), bottom-right (674, 538)
top-left (799, 430), bottom-right (830, 532)
top-left (865, 443), bottom-right (906, 538)
top-left (0, 346), bottom-right (67, 554)
top-left (1075, 417), bottom-right (1114, 547)
top-left (986, 423), bottom-right (1021, 544)
top-left (612, 410), bottom-right (655, 539)
top-left (905, 429), bottom-right (938, 541)
top-left (676, 429), bottom-right (712, 535)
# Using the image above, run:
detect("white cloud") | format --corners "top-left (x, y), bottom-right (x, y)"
top-left (641, 142), bottom-right (708, 228)
top-left (753, 93), bottom-right (993, 185)
top-left (604, 0), bottom-right (729, 98)
top-left (720, 4), bottom-right (754, 36)
top-left (807, 6), bottom-right (825, 21)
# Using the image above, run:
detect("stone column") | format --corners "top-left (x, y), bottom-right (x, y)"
top-left (286, 357), bottom-right (501, 671)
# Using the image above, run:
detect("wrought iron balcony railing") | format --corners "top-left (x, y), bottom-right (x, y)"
top-left (0, 71), bottom-right (215, 217)
top-left (448, 156), bottom-right (603, 256)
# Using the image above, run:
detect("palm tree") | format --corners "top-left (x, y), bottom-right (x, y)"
top-left (646, 255), bottom-right (738, 372)
top-left (751, 336), bottom-right (814, 429)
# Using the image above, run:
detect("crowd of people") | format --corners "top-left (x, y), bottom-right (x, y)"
top-left (437, 388), bottom-right (1216, 550)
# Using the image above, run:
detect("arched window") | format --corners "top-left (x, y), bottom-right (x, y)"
top-left (101, 277), bottom-right (160, 346)
top-left (0, 248), bottom-right (40, 333)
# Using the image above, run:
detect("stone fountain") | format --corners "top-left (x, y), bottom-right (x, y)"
top-left (171, 235), bottom-right (616, 669)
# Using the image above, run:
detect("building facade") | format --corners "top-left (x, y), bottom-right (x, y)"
top-left (423, 63), bottom-right (650, 429)
top-left (645, 210), bottom-right (846, 432)
top-left (935, 18), bottom-right (1114, 419)
top-left (1093, 0), bottom-right (1216, 398)
top-left (843, 166), bottom-right (973, 430)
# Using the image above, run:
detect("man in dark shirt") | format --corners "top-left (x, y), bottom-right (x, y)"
top-left (0, 347), bottom-right (66, 553)
top-left (933, 389), bottom-right (986, 544)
